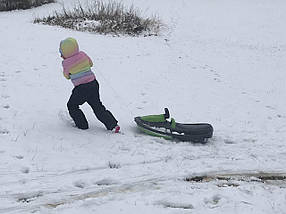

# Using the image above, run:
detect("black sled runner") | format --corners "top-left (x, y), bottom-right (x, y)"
top-left (134, 108), bottom-right (213, 143)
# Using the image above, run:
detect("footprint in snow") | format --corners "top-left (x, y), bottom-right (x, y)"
top-left (20, 167), bottom-right (30, 174)
top-left (15, 155), bottom-right (24, 160)
top-left (16, 191), bottom-right (43, 203)
top-left (277, 114), bottom-right (286, 118)
top-left (73, 180), bottom-right (88, 189)
top-left (1, 95), bottom-right (10, 99)
top-left (94, 178), bottom-right (119, 186)
top-left (224, 139), bottom-right (236, 144)
top-left (108, 161), bottom-right (121, 169)
top-left (204, 194), bottom-right (222, 207)
top-left (3, 104), bottom-right (10, 109)
top-left (0, 128), bottom-right (9, 134)
top-left (265, 105), bottom-right (276, 110)
top-left (58, 110), bottom-right (75, 127)
top-left (156, 200), bottom-right (194, 209)
top-left (213, 77), bottom-right (221, 82)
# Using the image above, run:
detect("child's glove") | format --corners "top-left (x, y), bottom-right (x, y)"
top-left (64, 73), bottom-right (70, 79)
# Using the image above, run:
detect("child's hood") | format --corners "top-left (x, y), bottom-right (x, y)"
top-left (59, 37), bottom-right (79, 58)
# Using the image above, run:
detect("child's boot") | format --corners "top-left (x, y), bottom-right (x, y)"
top-left (113, 125), bottom-right (120, 133)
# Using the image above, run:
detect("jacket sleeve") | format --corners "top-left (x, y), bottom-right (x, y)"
top-left (87, 55), bottom-right (93, 67)
top-left (62, 61), bottom-right (70, 79)
top-left (63, 72), bottom-right (70, 79)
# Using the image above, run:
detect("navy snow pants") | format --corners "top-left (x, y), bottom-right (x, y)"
top-left (67, 79), bottom-right (118, 130)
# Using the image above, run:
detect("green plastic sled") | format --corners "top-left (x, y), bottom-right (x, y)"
top-left (134, 108), bottom-right (213, 143)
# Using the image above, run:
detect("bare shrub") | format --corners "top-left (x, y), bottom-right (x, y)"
top-left (34, 1), bottom-right (162, 36)
top-left (0, 0), bottom-right (55, 11)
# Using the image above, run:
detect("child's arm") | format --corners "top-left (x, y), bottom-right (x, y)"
top-left (62, 62), bottom-right (70, 79)
top-left (63, 72), bottom-right (70, 79)
top-left (87, 55), bottom-right (93, 67)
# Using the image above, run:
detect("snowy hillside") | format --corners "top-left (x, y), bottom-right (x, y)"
top-left (0, 0), bottom-right (286, 213)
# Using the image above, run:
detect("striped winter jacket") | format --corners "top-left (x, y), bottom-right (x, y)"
top-left (60, 38), bottom-right (95, 86)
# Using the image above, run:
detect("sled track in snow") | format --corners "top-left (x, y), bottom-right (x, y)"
top-left (184, 171), bottom-right (286, 186)
top-left (0, 158), bottom-right (165, 187)
top-left (1, 171), bottom-right (286, 213)
top-left (0, 176), bottom-right (165, 213)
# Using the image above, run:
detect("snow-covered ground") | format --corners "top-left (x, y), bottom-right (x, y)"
top-left (0, 0), bottom-right (286, 213)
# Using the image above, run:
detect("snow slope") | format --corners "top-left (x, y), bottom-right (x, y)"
top-left (0, 0), bottom-right (286, 213)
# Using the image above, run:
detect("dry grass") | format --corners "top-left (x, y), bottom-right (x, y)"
top-left (0, 0), bottom-right (55, 11)
top-left (34, 1), bottom-right (162, 36)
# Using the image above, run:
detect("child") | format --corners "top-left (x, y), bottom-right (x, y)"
top-left (59, 37), bottom-right (120, 133)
